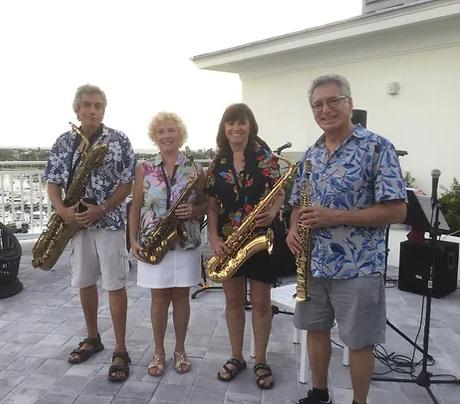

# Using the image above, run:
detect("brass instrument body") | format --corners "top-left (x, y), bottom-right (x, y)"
top-left (32, 123), bottom-right (108, 270)
top-left (295, 159), bottom-right (313, 302)
top-left (139, 155), bottom-right (199, 264)
top-left (206, 153), bottom-right (296, 283)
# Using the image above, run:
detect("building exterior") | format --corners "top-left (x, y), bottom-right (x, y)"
top-left (193, 0), bottom-right (460, 192)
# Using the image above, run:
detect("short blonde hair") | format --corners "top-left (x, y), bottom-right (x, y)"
top-left (148, 112), bottom-right (188, 146)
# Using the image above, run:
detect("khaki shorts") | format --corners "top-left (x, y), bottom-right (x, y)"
top-left (294, 274), bottom-right (386, 349)
top-left (70, 229), bottom-right (129, 291)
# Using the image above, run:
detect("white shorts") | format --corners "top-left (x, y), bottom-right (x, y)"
top-left (70, 229), bottom-right (129, 291)
top-left (137, 248), bottom-right (201, 289)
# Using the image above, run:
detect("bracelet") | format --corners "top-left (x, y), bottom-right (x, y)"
top-left (100, 203), bottom-right (108, 213)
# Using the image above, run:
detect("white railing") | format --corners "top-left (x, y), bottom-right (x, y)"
top-left (0, 162), bottom-right (50, 232)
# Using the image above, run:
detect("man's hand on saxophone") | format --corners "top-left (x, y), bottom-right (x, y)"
top-left (299, 206), bottom-right (341, 229)
top-left (75, 199), bottom-right (105, 227)
top-left (56, 204), bottom-right (79, 224)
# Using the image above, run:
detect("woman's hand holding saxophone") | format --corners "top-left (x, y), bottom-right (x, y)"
top-left (209, 233), bottom-right (230, 258)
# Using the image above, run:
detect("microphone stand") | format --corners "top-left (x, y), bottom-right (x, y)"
top-left (191, 219), bottom-right (223, 299)
top-left (372, 185), bottom-right (460, 404)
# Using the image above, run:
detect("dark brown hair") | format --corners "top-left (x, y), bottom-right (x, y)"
top-left (216, 103), bottom-right (259, 158)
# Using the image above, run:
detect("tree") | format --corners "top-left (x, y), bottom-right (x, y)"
top-left (439, 178), bottom-right (460, 234)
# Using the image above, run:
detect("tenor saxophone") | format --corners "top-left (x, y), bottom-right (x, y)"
top-left (295, 159), bottom-right (312, 302)
top-left (139, 154), bottom-right (200, 264)
top-left (206, 153), bottom-right (296, 282)
top-left (32, 123), bottom-right (108, 270)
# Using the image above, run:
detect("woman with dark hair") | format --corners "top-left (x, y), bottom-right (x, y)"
top-left (205, 103), bottom-right (284, 390)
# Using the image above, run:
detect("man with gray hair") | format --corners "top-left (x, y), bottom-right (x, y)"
top-left (43, 84), bottom-right (136, 382)
top-left (286, 74), bottom-right (407, 404)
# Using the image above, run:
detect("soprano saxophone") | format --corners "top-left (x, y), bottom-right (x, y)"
top-left (32, 123), bottom-right (108, 270)
top-left (295, 159), bottom-right (312, 302)
top-left (139, 153), bottom-right (200, 264)
top-left (206, 153), bottom-right (296, 282)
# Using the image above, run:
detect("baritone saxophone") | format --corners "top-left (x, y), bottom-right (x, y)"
top-left (32, 123), bottom-right (108, 270)
top-left (295, 159), bottom-right (312, 302)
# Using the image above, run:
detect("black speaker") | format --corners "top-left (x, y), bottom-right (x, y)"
top-left (398, 240), bottom-right (459, 298)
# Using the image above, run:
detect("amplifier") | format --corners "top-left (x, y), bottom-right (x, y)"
top-left (398, 240), bottom-right (459, 298)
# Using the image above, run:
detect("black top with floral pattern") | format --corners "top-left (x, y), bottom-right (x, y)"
top-left (205, 142), bottom-right (281, 238)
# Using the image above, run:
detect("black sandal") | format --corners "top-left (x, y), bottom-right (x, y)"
top-left (217, 358), bottom-right (247, 382)
top-left (108, 351), bottom-right (131, 382)
top-left (68, 333), bottom-right (104, 364)
top-left (253, 362), bottom-right (274, 390)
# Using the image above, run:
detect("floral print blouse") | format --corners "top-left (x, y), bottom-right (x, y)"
top-left (139, 151), bottom-right (203, 250)
top-left (205, 142), bottom-right (281, 238)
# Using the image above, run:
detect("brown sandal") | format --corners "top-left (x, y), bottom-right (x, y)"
top-left (68, 333), bottom-right (104, 364)
top-left (253, 362), bottom-right (274, 390)
top-left (217, 358), bottom-right (247, 381)
top-left (148, 355), bottom-right (166, 377)
top-left (174, 351), bottom-right (191, 374)
top-left (108, 351), bottom-right (131, 382)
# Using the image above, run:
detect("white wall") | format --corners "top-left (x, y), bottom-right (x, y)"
top-left (239, 17), bottom-right (460, 194)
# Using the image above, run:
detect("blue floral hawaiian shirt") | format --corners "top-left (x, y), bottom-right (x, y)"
top-left (43, 125), bottom-right (136, 230)
top-left (289, 124), bottom-right (407, 279)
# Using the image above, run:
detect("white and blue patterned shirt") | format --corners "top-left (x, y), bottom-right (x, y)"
top-left (43, 125), bottom-right (136, 230)
top-left (289, 124), bottom-right (407, 279)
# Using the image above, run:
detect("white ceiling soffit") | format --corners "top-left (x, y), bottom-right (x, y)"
top-left (192, 0), bottom-right (460, 71)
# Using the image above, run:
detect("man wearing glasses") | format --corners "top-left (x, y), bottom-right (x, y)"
top-left (286, 74), bottom-right (407, 404)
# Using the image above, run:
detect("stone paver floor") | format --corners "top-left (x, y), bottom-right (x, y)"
top-left (1, 239), bottom-right (460, 403)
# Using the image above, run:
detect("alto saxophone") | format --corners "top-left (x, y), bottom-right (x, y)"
top-left (295, 159), bottom-right (312, 302)
top-left (206, 153), bottom-right (296, 282)
top-left (32, 123), bottom-right (108, 270)
top-left (139, 154), bottom-right (200, 264)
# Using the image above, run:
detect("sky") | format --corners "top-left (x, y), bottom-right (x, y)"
top-left (0, 0), bottom-right (362, 152)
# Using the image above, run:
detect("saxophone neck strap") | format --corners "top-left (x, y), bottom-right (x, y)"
top-left (160, 162), bottom-right (178, 210)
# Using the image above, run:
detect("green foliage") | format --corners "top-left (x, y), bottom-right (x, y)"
top-left (0, 148), bottom-right (50, 161)
top-left (439, 177), bottom-right (460, 233)
top-left (404, 171), bottom-right (416, 188)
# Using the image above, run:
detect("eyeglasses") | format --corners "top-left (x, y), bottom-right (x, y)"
top-left (311, 95), bottom-right (348, 112)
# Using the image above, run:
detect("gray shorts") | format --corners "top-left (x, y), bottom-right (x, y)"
top-left (294, 274), bottom-right (386, 349)
top-left (70, 229), bottom-right (129, 291)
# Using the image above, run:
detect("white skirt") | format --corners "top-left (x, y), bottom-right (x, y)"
top-left (136, 248), bottom-right (202, 289)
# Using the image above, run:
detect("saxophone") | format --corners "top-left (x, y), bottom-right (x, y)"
top-left (139, 154), bottom-right (200, 264)
top-left (206, 153), bottom-right (296, 282)
top-left (32, 123), bottom-right (108, 270)
top-left (295, 159), bottom-right (312, 302)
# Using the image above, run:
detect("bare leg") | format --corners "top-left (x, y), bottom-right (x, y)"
top-left (151, 288), bottom-right (172, 357)
top-left (307, 330), bottom-right (331, 389)
top-left (349, 346), bottom-right (374, 404)
top-left (172, 287), bottom-right (192, 373)
top-left (108, 287), bottom-right (128, 379)
top-left (249, 279), bottom-right (273, 388)
top-left (68, 284), bottom-right (99, 362)
top-left (80, 284), bottom-right (99, 340)
top-left (218, 277), bottom-right (246, 379)
top-left (108, 287), bottom-right (128, 353)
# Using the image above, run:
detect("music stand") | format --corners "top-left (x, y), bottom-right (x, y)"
top-left (373, 189), bottom-right (460, 404)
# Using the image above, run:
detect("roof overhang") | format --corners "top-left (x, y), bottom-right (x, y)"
top-left (192, 0), bottom-right (460, 73)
